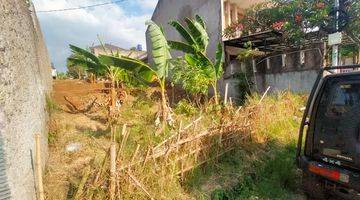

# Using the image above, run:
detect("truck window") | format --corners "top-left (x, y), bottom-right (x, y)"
top-left (322, 82), bottom-right (360, 118)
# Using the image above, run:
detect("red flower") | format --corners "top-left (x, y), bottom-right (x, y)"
top-left (316, 2), bottom-right (325, 9)
top-left (295, 14), bottom-right (302, 24)
top-left (272, 21), bottom-right (285, 30)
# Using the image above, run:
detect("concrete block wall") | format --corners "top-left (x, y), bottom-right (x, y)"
top-left (264, 70), bottom-right (318, 93)
top-left (253, 46), bottom-right (324, 93)
top-left (0, 1), bottom-right (52, 199)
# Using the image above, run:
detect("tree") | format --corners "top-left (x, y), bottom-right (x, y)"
top-left (99, 20), bottom-right (172, 124)
top-left (67, 54), bottom-right (88, 79)
top-left (345, 0), bottom-right (360, 44)
top-left (68, 45), bottom-right (124, 115)
top-left (224, 0), bottom-right (359, 46)
top-left (168, 15), bottom-right (224, 105)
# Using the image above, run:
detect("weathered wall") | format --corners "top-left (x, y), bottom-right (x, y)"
top-left (0, 1), bottom-right (52, 199)
top-left (264, 70), bottom-right (318, 93)
top-left (262, 46), bottom-right (323, 93)
top-left (147, 0), bottom-right (223, 62)
top-left (251, 46), bottom-right (324, 93)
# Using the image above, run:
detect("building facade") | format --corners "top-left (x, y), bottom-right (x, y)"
top-left (147, 0), bottom-right (357, 101)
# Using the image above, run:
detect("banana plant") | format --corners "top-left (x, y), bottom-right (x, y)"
top-left (99, 20), bottom-right (172, 124)
top-left (68, 45), bottom-right (108, 80)
top-left (168, 15), bottom-right (224, 105)
top-left (66, 53), bottom-right (88, 80)
top-left (68, 45), bottom-right (122, 114)
top-left (168, 15), bottom-right (208, 54)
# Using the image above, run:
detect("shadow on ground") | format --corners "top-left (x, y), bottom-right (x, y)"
top-left (184, 139), bottom-right (305, 200)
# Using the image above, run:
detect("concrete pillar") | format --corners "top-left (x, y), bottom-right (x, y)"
top-left (224, 1), bottom-right (231, 27)
top-left (231, 4), bottom-right (238, 23)
top-left (221, 0), bottom-right (226, 31)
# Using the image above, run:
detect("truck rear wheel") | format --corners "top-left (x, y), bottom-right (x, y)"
top-left (302, 172), bottom-right (329, 200)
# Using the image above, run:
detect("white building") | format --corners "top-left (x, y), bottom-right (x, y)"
top-left (147, 0), bottom-right (265, 101)
top-left (147, 0), bottom-right (357, 99)
top-left (147, 0), bottom-right (262, 60)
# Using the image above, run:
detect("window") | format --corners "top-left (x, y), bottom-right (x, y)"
top-left (325, 83), bottom-right (360, 117)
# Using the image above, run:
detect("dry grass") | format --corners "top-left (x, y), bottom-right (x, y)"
top-left (45, 93), bottom-right (251, 199)
top-left (185, 91), bottom-right (307, 200)
top-left (45, 80), bottom-right (307, 200)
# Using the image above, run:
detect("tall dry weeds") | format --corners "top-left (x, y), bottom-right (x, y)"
top-left (47, 91), bottom-right (306, 199)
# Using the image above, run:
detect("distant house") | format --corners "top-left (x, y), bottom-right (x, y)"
top-left (90, 43), bottom-right (148, 62)
top-left (148, 0), bottom-right (358, 100)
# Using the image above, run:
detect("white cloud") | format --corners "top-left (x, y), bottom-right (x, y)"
top-left (136, 0), bottom-right (158, 11)
top-left (32, 0), bottom-right (157, 72)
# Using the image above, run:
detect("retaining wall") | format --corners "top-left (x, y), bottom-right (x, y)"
top-left (0, 1), bottom-right (51, 199)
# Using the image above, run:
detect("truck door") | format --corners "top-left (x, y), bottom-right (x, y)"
top-left (312, 76), bottom-right (360, 169)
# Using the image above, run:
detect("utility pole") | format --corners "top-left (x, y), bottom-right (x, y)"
top-left (331, 0), bottom-right (340, 67)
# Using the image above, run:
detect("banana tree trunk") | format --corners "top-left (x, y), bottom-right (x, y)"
top-left (77, 69), bottom-right (81, 80)
top-left (110, 78), bottom-right (117, 117)
top-left (160, 81), bottom-right (168, 121)
top-left (212, 81), bottom-right (219, 105)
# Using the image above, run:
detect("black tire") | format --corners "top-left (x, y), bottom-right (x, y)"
top-left (302, 172), bottom-right (329, 200)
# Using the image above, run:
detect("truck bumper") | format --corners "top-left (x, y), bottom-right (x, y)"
top-left (299, 156), bottom-right (360, 200)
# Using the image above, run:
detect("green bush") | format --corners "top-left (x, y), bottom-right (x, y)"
top-left (174, 100), bottom-right (198, 116)
top-left (45, 95), bottom-right (58, 115)
top-left (57, 72), bottom-right (68, 80)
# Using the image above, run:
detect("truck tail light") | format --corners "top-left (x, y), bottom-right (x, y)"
top-left (308, 164), bottom-right (349, 183)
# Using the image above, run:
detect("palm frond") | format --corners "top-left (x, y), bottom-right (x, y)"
top-left (69, 45), bottom-right (100, 64)
top-left (214, 43), bottom-right (224, 79)
top-left (98, 55), bottom-right (156, 83)
top-left (99, 55), bottom-right (153, 72)
top-left (168, 40), bottom-right (196, 54)
top-left (169, 20), bottom-right (196, 46)
top-left (146, 20), bottom-right (172, 79)
top-left (67, 57), bottom-right (104, 75)
top-left (184, 18), bottom-right (209, 52)
top-left (195, 15), bottom-right (206, 29)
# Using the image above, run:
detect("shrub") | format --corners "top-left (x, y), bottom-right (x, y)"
top-left (174, 99), bottom-right (198, 116)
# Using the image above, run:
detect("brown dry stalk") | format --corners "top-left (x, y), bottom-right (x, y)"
top-left (175, 146), bottom-right (235, 175)
top-left (126, 171), bottom-right (154, 200)
top-left (110, 143), bottom-right (117, 199)
top-left (169, 133), bottom-right (249, 166)
top-left (131, 144), bottom-right (141, 164)
top-left (142, 147), bottom-right (151, 168)
top-left (77, 108), bottom-right (254, 198)
top-left (35, 133), bottom-right (45, 200)
top-left (64, 96), bottom-right (98, 113)
top-left (117, 124), bottom-right (128, 160)
top-left (117, 124), bottom-right (245, 171)
top-left (74, 166), bottom-right (91, 200)
top-left (93, 149), bottom-right (110, 186)
top-left (90, 136), bottom-right (107, 151)
top-left (154, 117), bottom-right (201, 151)
top-left (259, 86), bottom-right (271, 105)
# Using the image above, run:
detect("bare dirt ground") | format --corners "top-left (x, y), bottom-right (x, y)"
top-left (45, 80), bottom-right (111, 199)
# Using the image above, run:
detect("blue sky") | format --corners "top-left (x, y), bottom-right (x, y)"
top-left (33, 0), bottom-right (158, 72)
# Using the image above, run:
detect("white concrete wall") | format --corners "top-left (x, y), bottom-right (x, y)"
top-left (0, 1), bottom-right (52, 199)
top-left (265, 70), bottom-right (318, 93)
top-left (147, 0), bottom-right (223, 62)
